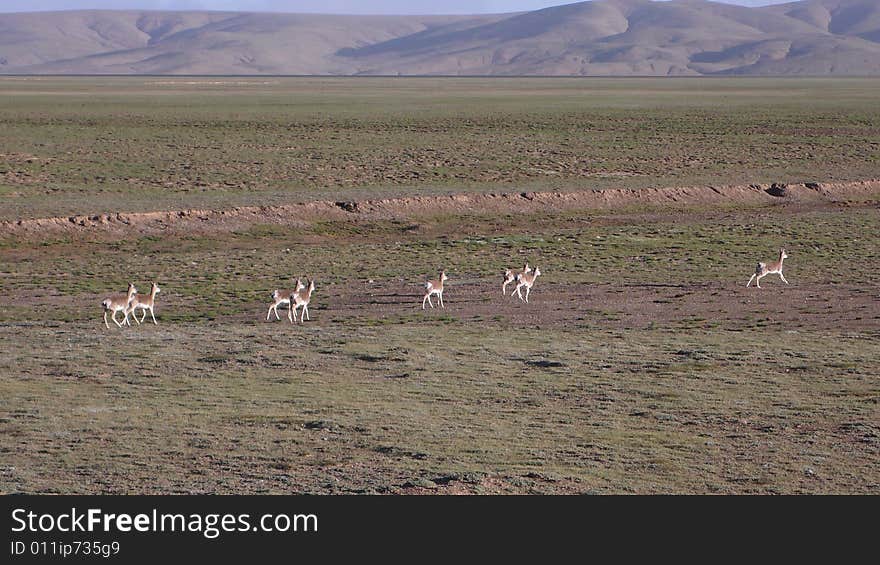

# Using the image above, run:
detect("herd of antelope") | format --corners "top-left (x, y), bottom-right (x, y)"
top-left (100, 249), bottom-right (789, 328)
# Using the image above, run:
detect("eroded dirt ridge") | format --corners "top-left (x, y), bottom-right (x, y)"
top-left (3, 179), bottom-right (879, 238)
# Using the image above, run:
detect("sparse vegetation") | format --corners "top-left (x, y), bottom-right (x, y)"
top-left (0, 78), bottom-right (878, 494)
top-left (2, 77), bottom-right (879, 220)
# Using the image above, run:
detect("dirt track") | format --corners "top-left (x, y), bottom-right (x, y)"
top-left (247, 278), bottom-right (880, 335)
top-left (4, 179), bottom-right (879, 238)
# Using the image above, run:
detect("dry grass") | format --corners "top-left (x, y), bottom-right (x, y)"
top-left (1, 200), bottom-right (878, 494)
top-left (0, 78), bottom-right (878, 494)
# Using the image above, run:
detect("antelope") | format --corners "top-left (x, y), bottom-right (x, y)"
top-left (125, 282), bottom-right (161, 326)
top-left (502, 263), bottom-right (532, 295)
top-left (511, 267), bottom-right (542, 303)
top-left (288, 279), bottom-right (316, 323)
top-left (267, 279), bottom-right (305, 322)
top-left (102, 283), bottom-right (137, 329)
top-left (422, 270), bottom-right (448, 309)
top-left (747, 249), bottom-right (789, 288)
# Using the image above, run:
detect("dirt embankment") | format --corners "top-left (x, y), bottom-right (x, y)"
top-left (3, 180), bottom-right (879, 238)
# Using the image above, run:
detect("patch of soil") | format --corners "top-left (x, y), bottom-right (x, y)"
top-left (261, 278), bottom-right (880, 334)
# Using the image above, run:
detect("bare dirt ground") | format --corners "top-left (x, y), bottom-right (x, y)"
top-left (300, 279), bottom-right (880, 334)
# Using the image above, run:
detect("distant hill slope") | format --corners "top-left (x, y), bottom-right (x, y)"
top-left (2, 0), bottom-right (879, 75)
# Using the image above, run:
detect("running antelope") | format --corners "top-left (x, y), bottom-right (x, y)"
top-left (125, 282), bottom-right (161, 326)
top-left (267, 279), bottom-right (305, 322)
top-left (747, 249), bottom-right (789, 289)
top-left (502, 263), bottom-right (532, 295)
top-left (102, 283), bottom-right (137, 329)
top-left (288, 279), bottom-right (316, 323)
top-left (511, 267), bottom-right (542, 303)
top-left (422, 271), bottom-right (448, 309)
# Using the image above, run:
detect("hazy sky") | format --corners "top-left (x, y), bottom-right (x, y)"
top-left (0, 1), bottom-right (794, 15)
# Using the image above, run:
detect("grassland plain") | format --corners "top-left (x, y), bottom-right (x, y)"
top-left (1, 77), bottom-right (879, 219)
top-left (0, 78), bottom-right (878, 494)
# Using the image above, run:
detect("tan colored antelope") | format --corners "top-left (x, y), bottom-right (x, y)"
top-left (422, 270), bottom-right (448, 309)
top-left (511, 267), bottom-right (542, 303)
top-left (502, 263), bottom-right (532, 295)
top-left (102, 283), bottom-right (137, 329)
top-left (125, 282), bottom-right (161, 326)
top-left (747, 249), bottom-right (789, 288)
top-left (288, 279), bottom-right (316, 323)
top-left (267, 279), bottom-right (305, 321)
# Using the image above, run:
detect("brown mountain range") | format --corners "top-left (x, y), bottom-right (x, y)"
top-left (1, 0), bottom-right (879, 75)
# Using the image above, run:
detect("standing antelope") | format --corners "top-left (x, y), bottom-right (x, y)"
top-left (267, 279), bottom-right (305, 321)
top-left (511, 267), bottom-right (542, 303)
top-left (102, 283), bottom-right (137, 329)
top-left (747, 249), bottom-right (789, 288)
top-left (125, 282), bottom-right (161, 326)
top-left (502, 263), bottom-right (532, 295)
top-left (289, 279), bottom-right (316, 323)
top-left (422, 271), bottom-right (448, 309)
